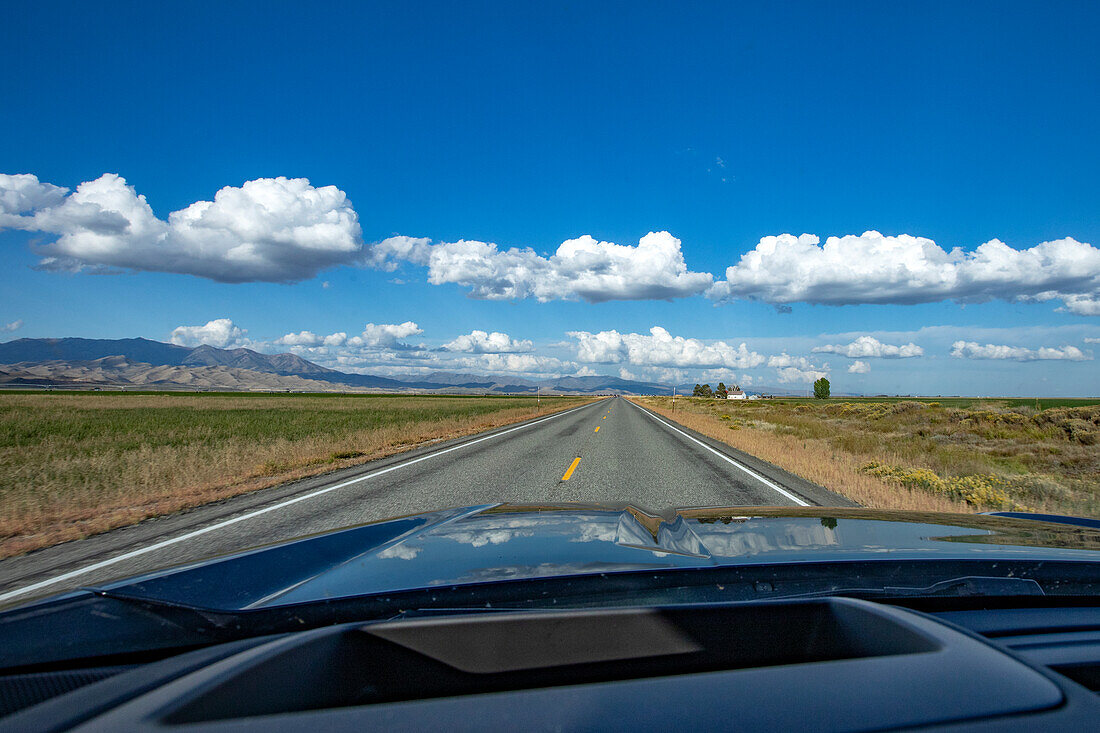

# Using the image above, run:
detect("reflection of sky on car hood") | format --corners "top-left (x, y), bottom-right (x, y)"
top-left (259, 509), bottom-right (1097, 607)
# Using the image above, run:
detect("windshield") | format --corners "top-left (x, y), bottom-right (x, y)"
top-left (0, 3), bottom-right (1098, 617)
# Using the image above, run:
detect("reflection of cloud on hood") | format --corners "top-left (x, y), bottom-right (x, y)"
top-left (570, 523), bottom-right (619, 544)
top-left (376, 542), bottom-right (421, 560)
top-left (434, 516), bottom-right (548, 548)
top-left (431, 561), bottom-right (674, 586)
top-left (434, 515), bottom-right (623, 549)
top-left (444, 529), bottom-right (535, 548)
top-left (692, 521), bottom-right (838, 557)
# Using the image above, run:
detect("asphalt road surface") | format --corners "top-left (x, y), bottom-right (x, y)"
top-left (0, 396), bottom-right (854, 607)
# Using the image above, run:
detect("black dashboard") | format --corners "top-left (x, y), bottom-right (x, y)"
top-left (2, 596), bottom-right (1099, 731)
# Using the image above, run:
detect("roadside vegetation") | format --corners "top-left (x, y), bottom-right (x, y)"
top-left (633, 395), bottom-right (1100, 516)
top-left (0, 391), bottom-right (594, 557)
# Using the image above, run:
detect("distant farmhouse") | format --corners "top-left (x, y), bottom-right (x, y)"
top-left (726, 387), bottom-right (746, 400)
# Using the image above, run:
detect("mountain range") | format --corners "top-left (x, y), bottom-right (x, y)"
top-left (0, 338), bottom-right (681, 394)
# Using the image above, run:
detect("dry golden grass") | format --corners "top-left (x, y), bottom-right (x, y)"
top-left (0, 392), bottom-right (595, 557)
top-left (633, 396), bottom-right (1100, 516)
top-left (632, 398), bottom-right (970, 513)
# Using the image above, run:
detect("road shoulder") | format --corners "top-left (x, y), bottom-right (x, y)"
top-left (627, 399), bottom-right (859, 508)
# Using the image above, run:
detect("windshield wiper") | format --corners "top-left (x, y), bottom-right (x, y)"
top-left (769, 576), bottom-right (1045, 601)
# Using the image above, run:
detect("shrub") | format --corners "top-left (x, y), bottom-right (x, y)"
top-left (860, 461), bottom-right (1030, 511)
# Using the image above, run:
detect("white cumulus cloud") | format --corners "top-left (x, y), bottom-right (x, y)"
top-left (368, 236), bottom-right (433, 270)
top-left (776, 366), bottom-right (830, 383)
top-left (443, 330), bottom-right (533, 353)
top-left (848, 360), bottom-right (871, 374)
top-left (259, 321), bottom-right (582, 378)
top-left (355, 321), bottom-right (423, 348)
top-left (1, 319), bottom-right (23, 333)
top-left (322, 332), bottom-right (347, 347)
top-left (767, 353), bottom-right (821, 370)
top-left (1, 174), bottom-right (364, 282)
top-left (170, 318), bottom-right (250, 348)
top-left (455, 353), bottom-right (567, 376)
top-left (373, 231), bottom-right (712, 302)
top-left (1058, 296), bottom-right (1100, 316)
top-left (708, 231), bottom-right (1100, 315)
top-left (568, 326), bottom-right (765, 368)
top-left (0, 174), bottom-right (68, 225)
top-left (312, 322), bottom-right (423, 350)
top-left (950, 341), bottom-right (1090, 361)
top-left (812, 335), bottom-right (923, 359)
top-left (274, 330), bottom-right (323, 347)
top-left (1085, 337), bottom-right (1100, 344)
top-left (767, 353), bottom-right (830, 383)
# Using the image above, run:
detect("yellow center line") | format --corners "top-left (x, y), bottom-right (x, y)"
top-left (561, 457), bottom-right (581, 481)
top-left (602, 415), bottom-right (607, 419)
top-left (594, 426), bottom-right (600, 432)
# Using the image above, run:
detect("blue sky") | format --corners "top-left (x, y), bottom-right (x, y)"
top-left (2, 1), bottom-right (1098, 395)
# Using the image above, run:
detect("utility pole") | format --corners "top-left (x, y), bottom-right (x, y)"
top-left (537, 385), bottom-right (540, 413)
top-left (672, 386), bottom-right (676, 412)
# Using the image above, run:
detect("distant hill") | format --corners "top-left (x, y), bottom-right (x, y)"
top-left (0, 337), bottom-right (192, 366)
top-left (550, 375), bottom-right (668, 393)
top-left (183, 344), bottom-right (331, 375)
top-left (0, 338), bottom-right (331, 376)
top-left (0, 337), bottom-right (675, 394)
top-left (0, 357), bottom-right (348, 392)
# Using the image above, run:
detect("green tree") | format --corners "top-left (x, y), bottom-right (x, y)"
top-left (692, 383), bottom-right (702, 397)
top-left (813, 377), bottom-right (831, 399)
top-left (700, 383), bottom-right (713, 398)
top-left (715, 382), bottom-right (728, 399)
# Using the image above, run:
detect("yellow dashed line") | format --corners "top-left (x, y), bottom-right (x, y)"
top-left (594, 426), bottom-right (600, 433)
top-left (602, 415), bottom-right (607, 419)
top-left (561, 457), bottom-right (581, 481)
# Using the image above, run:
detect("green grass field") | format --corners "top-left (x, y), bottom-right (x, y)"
top-left (772, 396), bottom-right (1100, 409)
top-left (0, 391), bottom-right (591, 557)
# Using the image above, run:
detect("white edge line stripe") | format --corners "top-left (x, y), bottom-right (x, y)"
top-left (628, 400), bottom-right (811, 507)
top-left (0, 399), bottom-right (606, 605)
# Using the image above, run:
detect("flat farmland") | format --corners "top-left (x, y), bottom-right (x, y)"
top-left (0, 391), bottom-right (593, 557)
top-left (776, 396), bottom-right (1100, 410)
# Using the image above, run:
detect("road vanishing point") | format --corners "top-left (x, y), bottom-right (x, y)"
top-left (0, 396), bottom-right (854, 606)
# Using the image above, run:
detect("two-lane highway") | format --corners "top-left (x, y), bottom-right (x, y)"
top-left (553, 398), bottom-right (815, 506)
top-left (0, 396), bottom-right (854, 606)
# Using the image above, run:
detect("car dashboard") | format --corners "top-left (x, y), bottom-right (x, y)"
top-left (2, 594), bottom-right (1100, 731)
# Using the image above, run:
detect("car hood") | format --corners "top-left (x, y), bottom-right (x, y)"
top-left (98, 505), bottom-right (1100, 611)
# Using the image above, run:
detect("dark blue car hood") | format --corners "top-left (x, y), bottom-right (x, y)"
top-left (98, 505), bottom-right (1100, 611)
